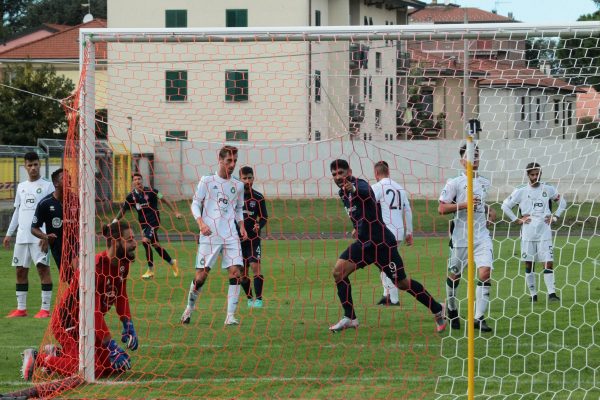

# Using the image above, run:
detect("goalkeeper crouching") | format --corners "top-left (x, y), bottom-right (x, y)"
top-left (20, 221), bottom-right (139, 380)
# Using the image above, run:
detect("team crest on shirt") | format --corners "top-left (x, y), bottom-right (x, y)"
top-left (52, 217), bottom-right (62, 228)
top-left (36, 188), bottom-right (42, 194)
top-left (32, 216), bottom-right (37, 224)
top-left (542, 192), bottom-right (547, 197)
top-left (249, 200), bottom-right (256, 208)
top-left (230, 187), bottom-right (236, 194)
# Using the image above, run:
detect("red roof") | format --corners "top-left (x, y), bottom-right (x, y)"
top-left (409, 50), bottom-right (582, 93)
top-left (410, 4), bottom-right (514, 24)
top-left (0, 19), bottom-right (106, 59)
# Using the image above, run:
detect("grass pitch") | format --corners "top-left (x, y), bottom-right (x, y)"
top-left (0, 232), bottom-right (598, 399)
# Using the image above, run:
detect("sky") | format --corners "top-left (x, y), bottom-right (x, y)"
top-left (452, 0), bottom-right (598, 23)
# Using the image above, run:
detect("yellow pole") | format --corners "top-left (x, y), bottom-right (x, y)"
top-left (466, 135), bottom-right (475, 400)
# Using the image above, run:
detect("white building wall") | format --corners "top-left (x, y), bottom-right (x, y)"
top-left (154, 139), bottom-right (600, 202)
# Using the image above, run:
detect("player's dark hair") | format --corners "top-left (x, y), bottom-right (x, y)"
top-left (132, 172), bottom-right (143, 179)
top-left (240, 166), bottom-right (254, 176)
top-left (330, 159), bottom-right (350, 171)
top-left (374, 161), bottom-right (389, 175)
top-left (102, 221), bottom-right (131, 247)
top-left (525, 162), bottom-right (541, 171)
top-left (219, 145), bottom-right (238, 159)
top-left (459, 144), bottom-right (480, 157)
top-left (24, 151), bottom-right (39, 162)
top-left (51, 168), bottom-right (63, 185)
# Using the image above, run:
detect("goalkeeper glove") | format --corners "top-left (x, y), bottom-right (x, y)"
top-left (107, 339), bottom-right (131, 372)
top-left (121, 319), bottom-right (138, 350)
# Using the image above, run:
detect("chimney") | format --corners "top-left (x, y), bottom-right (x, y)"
top-left (508, 12), bottom-right (514, 20)
top-left (431, 0), bottom-right (437, 4)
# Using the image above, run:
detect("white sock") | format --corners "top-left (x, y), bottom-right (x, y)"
top-left (187, 280), bottom-right (201, 309)
top-left (16, 291), bottom-right (27, 310)
top-left (525, 272), bottom-right (537, 296)
top-left (475, 284), bottom-right (490, 320)
top-left (227, 284), bottom-right (240, 315)
top-left (380, 271), bottom-right (389, 297)
top-left (446, 281), bottom-right (458, 311)
top-left (388, 285), bottom-right (399, 304)
top-left (543, 270), bottom-right (556, 294)
top-left (41, 290), bottom-right (52, 311)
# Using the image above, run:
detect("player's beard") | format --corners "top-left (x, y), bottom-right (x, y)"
top-left (117, 243), bottom-right (136, 262)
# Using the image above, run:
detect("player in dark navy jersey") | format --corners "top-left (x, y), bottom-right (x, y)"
top-left (237, 166), bottom-right (268, 308)
top-left (113, 173), bottom-right (182, 279)
top-left (31, 169), bottom-right (64, 278)
top-left (328, 159), bottom-right (446, 333)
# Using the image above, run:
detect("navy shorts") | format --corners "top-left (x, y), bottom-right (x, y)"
top-left (241, 239), bottom-right (261, 267)
top-left (339, 240), bottom-right (406, 282)
top-left (142, 225), bottom-right (160, 243)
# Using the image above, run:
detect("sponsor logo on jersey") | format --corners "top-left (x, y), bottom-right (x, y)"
top-left (49, 206), bottom-right (55, 211)
top-left (13, 257), bottom-right (19, 264)
top-left (24, 194), bottom-right (36, 208)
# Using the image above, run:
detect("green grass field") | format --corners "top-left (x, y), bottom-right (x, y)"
top-left (0, 231), bottom-right (598, 399)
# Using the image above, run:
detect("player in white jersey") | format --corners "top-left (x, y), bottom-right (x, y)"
top-left (371, 161), bottom-right (413, 306)
top-left (3, 152), bottom-right (55, 318)
top-left (501, 162), bottom-right (566, 303)
top-left (438, 144), bottom-right (496, 333)
top-left (180, 146), bottom-right (248, 326)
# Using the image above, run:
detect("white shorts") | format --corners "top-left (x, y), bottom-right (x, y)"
top-left (195, 240), bottom-right (243, 270)
top-left (520, 240), bottom-right (554, 263)
top-left (447, 239), bottom-right (494, 275)
top-left (12, 243), bottom-right (50, 268)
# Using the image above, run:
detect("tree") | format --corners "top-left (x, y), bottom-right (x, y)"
top-left (525, 38), bottom-right (558, 71)
top-left (18, 0), bottom-right (106, 32)
top-left (0, 0), bottom-right (32, 40)
top-left (0, 64), bottom-right (75, 145)
top-left (554, 6), bottom-right (600, 91)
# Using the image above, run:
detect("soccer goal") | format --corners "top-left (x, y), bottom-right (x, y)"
top-left (28, 23), bottom-right (600, 399)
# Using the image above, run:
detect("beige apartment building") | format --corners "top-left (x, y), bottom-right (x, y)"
top-left (104, 0), bottom-right (425, 151)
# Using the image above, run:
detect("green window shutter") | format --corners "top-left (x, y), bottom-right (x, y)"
top-left (165, 10), bottom-right (187, 28)
top-left (226, 130), bottom-right (248, 141)
top-left (315, 70), bottom-right (321, 103)
top-left (166, 70), bottom-right (188, 102)
top-left (225, 70), bottom-right (248, 102)
top-left (315, 10), bottom-right (321, 26)
top-left (226, 9), bottom-right (248, 27)
top-left (166, 131), bottom-right (188, 141)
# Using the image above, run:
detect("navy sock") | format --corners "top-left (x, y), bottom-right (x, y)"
top-left (336, 277), bottom-right (356, 319)
top-left (254, 275), bottom-right (264, 300)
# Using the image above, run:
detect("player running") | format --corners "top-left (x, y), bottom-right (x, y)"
top-left (328, 159), bottom-right (446, 333)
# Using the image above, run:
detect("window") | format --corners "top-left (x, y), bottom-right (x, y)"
top-left (536, 97), bottom-right (541, 122)
top-left (554, 99), bottom-right (560, 125)
top-left (315, 70), bottom-right (321, 103)
top-left (389, 77), bottom-right (394, 101)
top-left (369, 17), bottom-right (373, 25)
top-left (363, 133), bottom-right (372, 141)
top-left (385, 78), bottom-right (389, 102)
top-left (314, 130), bottom-right (321, 141)
top-left (166, 130), bottom-right (188, 141)
top-left (375, 109), bottom-right (382, 129)
top-left (165, 70), bottom-right (187, 102)
top-left (375, 52), bottom-right (382, 71)
top-left (226, 130), bottom-right (248, 141)
top-left (315, 10), bottom-right (321, 26)
top-left (226, 9), bottom-right (248, 27)
top-left (225, 70), bottom-right (248, 102)
top-left (165, 10), bottom-right (187, 28)
top-left (364, 16), bottom-right (368, 25)
top-left (520, 96), bottom-right (527, 121)
top-left (368, 76), bottom-right (373, 102)
top-left (95, 109), bottom-right (108, 140)
top-left (363, 76), bottom-right (368, 101)
top-left (566, 102), bottom-right (573, 125)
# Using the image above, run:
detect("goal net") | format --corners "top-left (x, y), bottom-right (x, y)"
top-left (27, 24), bottom-right (600, 399)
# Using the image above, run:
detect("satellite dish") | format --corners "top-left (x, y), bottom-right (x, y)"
top-left (82, 13), bottom-right (93, 23)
